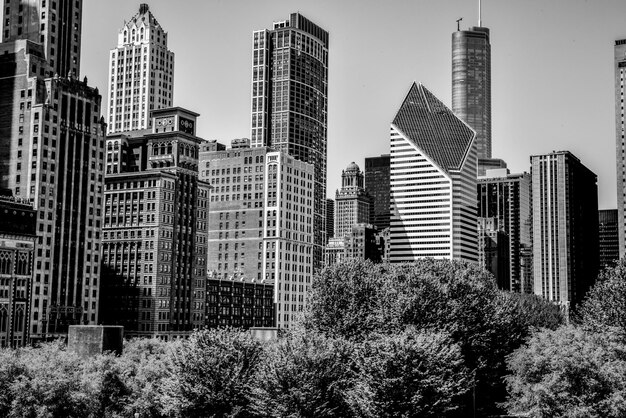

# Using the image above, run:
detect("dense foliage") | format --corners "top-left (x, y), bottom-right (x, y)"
top-left (579, 258), bottom-right (626, 334)
top-left (505, 326), bottom-right (626, 418)
top-left (504, 260), bottom-right (626, 417)
top-left (303, 259), bottom-right (564, 415)
top-left (0, 259), bottom-right (568, 417)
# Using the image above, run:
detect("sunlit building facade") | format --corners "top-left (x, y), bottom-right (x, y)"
top-left (100, 108), bottom-right (209, 339)
top-left (251, 13), bottom-right (328, 273)
top-left (614, 39), bottom-right (626, 258)
top-left (107, 4), bottom-right (174, 133)
top-left (389, 83), bottom-right (477, 262)
top-left (200, 144), bottom-right (314, 329)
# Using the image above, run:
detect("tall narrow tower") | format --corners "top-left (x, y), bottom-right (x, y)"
top-left (452, 11), bottom-right (491, 164)
top-left (2, 0), bottom-right (82, 77)
top-left (531, 151), bottom-right (599, 312)
top-left (334, 162), bottom-right (371, 239)
top-left (251, 13), bottom-right (329, 272)
top-left (107, 4), bottom-right (174, 134)
top-left (614, 39), bottom-right (626, 258)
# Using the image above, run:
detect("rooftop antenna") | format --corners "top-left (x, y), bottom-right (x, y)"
top-left (456, 17), bottom-right (463, 31)
top-left (478, 0), bottom-right (482, 26)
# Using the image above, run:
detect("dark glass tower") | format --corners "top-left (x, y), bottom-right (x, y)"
top-left (531, 151), bottom-right (599, 312)
top-left (251, 13), bottom-right (328, 272)
top-left (452, 24), bottom-right (491, 161)
top-left (326, 198), bottom-right (334, 241)
top-left (599, 209), bottom-right (619, 270)
top-left (364, 154), bottom-right (390, 230)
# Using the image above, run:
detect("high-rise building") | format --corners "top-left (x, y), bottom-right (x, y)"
top-left (478, 169), bottom-right (532, 292)
top-left (2, 0), bottom-right (83, 77)
top-left (100, 107), bottom-right (209, 339)
top-left (334, 162), bottom-right (371, 239)
top-left (325, 198), bottom-right (334, 242)
top-left (107, 4), bottom-right (174, 134)
top-left (531, 151), bottom-right (599, 311)
top-left (364, 154), bottom-right (390, 230)
top-left (251, 13), bottom-right (328, 272)
top-left (614, 39), bottom-right (626, 258)
top-left (389, 82), bottom-right (477, 262)
top-left (0, 192), bottom-right (36, 348)
top-left (0, 40), bottom-right (106, 341)
top-left (452, 21), bottom-right (491, 161)
top-left (1, 1), bottom-right (105, 343)
top-left (599, 209), bottom-right (619, 270)
top-left (200, 143), bottom-right (314, 329)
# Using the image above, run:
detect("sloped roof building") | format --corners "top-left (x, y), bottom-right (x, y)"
top-left (389, 83), bottom-right (477, 262)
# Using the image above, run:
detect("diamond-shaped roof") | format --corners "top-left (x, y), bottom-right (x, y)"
top-left (392, 82), bottom-right (475, 173)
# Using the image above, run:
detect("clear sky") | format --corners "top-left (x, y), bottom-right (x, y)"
top-left (80, 0), bottom-right (626, 209)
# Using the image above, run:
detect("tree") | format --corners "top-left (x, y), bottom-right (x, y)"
top-left (505, 326), bottom-right (626, 418)
top-left (117, 337), bottom-right (177, 418)
top-left (302, 259), bottom-right (564, 416)
top-left (168, 327), bottom-right (263, 418)
top-left (579, 259), bottom-right (626, 333)
top-left (353, 328), bottom-right (471, 418)
top-left (250, 330), bottom-right (358, 417)
top-left (0, 348), bottom-right (27, 417)
top-left (5, 342), bottom-right (90, 418)
top-left (302, 259), bottom-right (394, 341)
top-left (80, 338), bottom-right (176, 418)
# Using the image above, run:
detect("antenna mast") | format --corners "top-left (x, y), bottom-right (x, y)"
top-left (456, 17), bottom-right (463, 31)
top-left (478, 0), bottom-right (482, 26)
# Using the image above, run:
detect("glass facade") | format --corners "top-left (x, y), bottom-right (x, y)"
top-left (452, 26), bottom-right (491, 160)
top-left (251, 13), bottom-right (328, 273)
top-left (364, 155), bottom-right (390, 231)
top-left (531, 151), bottom-right (599, 310)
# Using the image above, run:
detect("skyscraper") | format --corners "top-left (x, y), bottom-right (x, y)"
top-left (531, 151), bottom-right (599, 311)
top-left (614, 39), bottom-right (626, 258)
top-left (107, 4), bottom-right (174, 134)
top-left (334, 162), bottom-right (371, 239)
top-left (325, 198), bottom-right (334, 241)
top-left (478, 169), bottom-right (532, 292)
top-left (199, 142), bottom-right (315, 329)
top-left (251, 13), bottom-right (328, 272)
top-left (599, 209), bottom-right (619, 270)
top-left (100, 107), bottom-right (209, 338)
top-left (2, 0), bottom-right (83, 77)
top-left (389, 83), bottom-right (477, 262)
top-left (452, 21), bottom-right (491, 161)
top-left (0, 38), bottom-right (106, 341)
top-left (364, 154), bottom-right (390, 231)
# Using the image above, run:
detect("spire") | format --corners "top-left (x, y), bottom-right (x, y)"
top-left (478, 0), bottom-right (482, 26)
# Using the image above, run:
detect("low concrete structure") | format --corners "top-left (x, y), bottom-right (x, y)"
top-left (250, 327), bottom-right (278, 342)
top-left (68, 325), bottom-right (123, 357)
